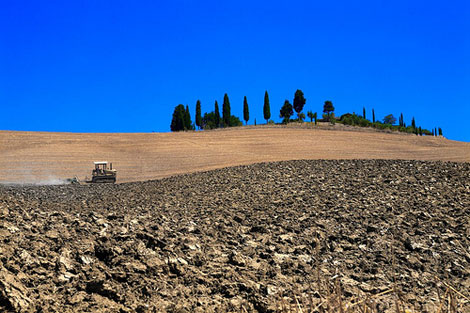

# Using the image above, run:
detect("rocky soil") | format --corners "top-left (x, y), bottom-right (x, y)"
top-left (1, 160), bottom-right (469, 312)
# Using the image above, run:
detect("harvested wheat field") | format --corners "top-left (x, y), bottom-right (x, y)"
top-left (1, 127), bottom-right (470, 312)
top-left (1, 125), bottom-right (470, 184)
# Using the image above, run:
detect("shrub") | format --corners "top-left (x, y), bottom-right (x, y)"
top-left (229, 115), bottom-right (243, 127)
top-left (359, 118), bottom-right (370, 127)
top-left (340, 113), bottom-right (370, 127)
top-left (405, 126), bottom-right (415, 134)
top-left (202, 112), bottom-right (217, 129)
top-left (329, 113), bottom-right (336, 125)
top-left (374, 122), bottom-right (387, 130)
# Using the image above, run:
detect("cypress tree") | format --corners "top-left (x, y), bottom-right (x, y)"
top-left (438, 127), bottom-right (443, 136)
top-left (243, 96), bottom-right (249, 125)
top-left (263, 91), bottom-right (271, 123)
top-left (419, 126), bottom-right (423, 136)
top-left (293, 89), bottom-right (306, 120)
top-left (372, 109), bottom-right (375, 123)
top-left (411, 117), bottom-right (416, 129)
top-left (313, 112), bottom-right (317, 125)
top-left (214, 100), bottom-right (220, 127)
top-left (170, 104), bottom-right (186, 132)
top-left (195, 100), bottom-right (202, 130)
top-left (363, 107), bottom-right (366, 120)
top-left (184, 105), bottom-right (192, 130)
top-left (223, 93), bottom-right (231, 127)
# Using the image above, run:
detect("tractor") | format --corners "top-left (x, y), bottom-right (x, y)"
top-left (91, 161), bottom-right (117, 183)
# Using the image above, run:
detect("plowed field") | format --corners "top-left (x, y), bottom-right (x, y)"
top-left (1, 160), bottom-right (469, 312)
top-left (1, 127), bottom-right (470, 312)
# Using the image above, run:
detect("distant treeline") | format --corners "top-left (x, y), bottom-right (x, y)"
top-left (170, 90), bottom-right (443, 137)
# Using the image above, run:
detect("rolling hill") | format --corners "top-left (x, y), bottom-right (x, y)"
top-left (1, 125), bottom-right (469, 184)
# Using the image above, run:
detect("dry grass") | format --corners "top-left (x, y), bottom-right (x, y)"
top-left (1, 125), bottom-right (470, 183)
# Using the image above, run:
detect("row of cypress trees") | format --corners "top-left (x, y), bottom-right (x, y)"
top-left (342, 107), bottom-right (443, 137)
top-left (173, 90), bottom-right (349, 131)
top-left (172, 91), bottom-right (275, 131)
top-left (171, 93), bottom-right (443, 137)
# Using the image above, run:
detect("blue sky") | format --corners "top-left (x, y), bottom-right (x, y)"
top-left (1, 1), bottom-right (469, 141)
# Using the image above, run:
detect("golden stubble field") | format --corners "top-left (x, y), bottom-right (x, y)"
top-left (1, 125), bottom-right (469, 183)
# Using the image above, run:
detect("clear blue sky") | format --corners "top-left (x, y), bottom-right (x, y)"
top-left (1, 1), bottom-right (469, 141)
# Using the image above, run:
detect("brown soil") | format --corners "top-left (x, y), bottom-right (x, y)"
top-left (1, 160), bottom-right (469, 312)
top-left (1, 125), bottom-right (469, 184)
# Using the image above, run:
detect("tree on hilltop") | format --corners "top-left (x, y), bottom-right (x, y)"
top-left (383, 114), bottom-right (396, 125)
top-left (399, 113), bottom-right (404, 127)
top-left (280, 100), bottom-right (293, 124)
top-left (323, 100), bottom-right (334, 120)
top-left (243, 96), bottom-right (249, 125)
top-left (293, 89), bottom-right (306, 120)
top-left (170, 104), bottom-right (186, 132)
top-left (363, 107), bottom-right (366, 120)
top-left (184, 105), bottom-right (193, 130)
top-left (372, 109), bottom-right (375, 123)
top-left (214, 100), bottom-right (220, 127)
top-left (307, 111), bottom-right (314, 122)
top-left (263, 91), bottom-right (271, 123)
top-left (222, 93), bottom-right (231, 127)
top-left (195, 100), bottom-right (202, 130)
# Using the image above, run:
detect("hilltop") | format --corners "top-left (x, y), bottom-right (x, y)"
top-left (1, 125), bottom-right (469, 184)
